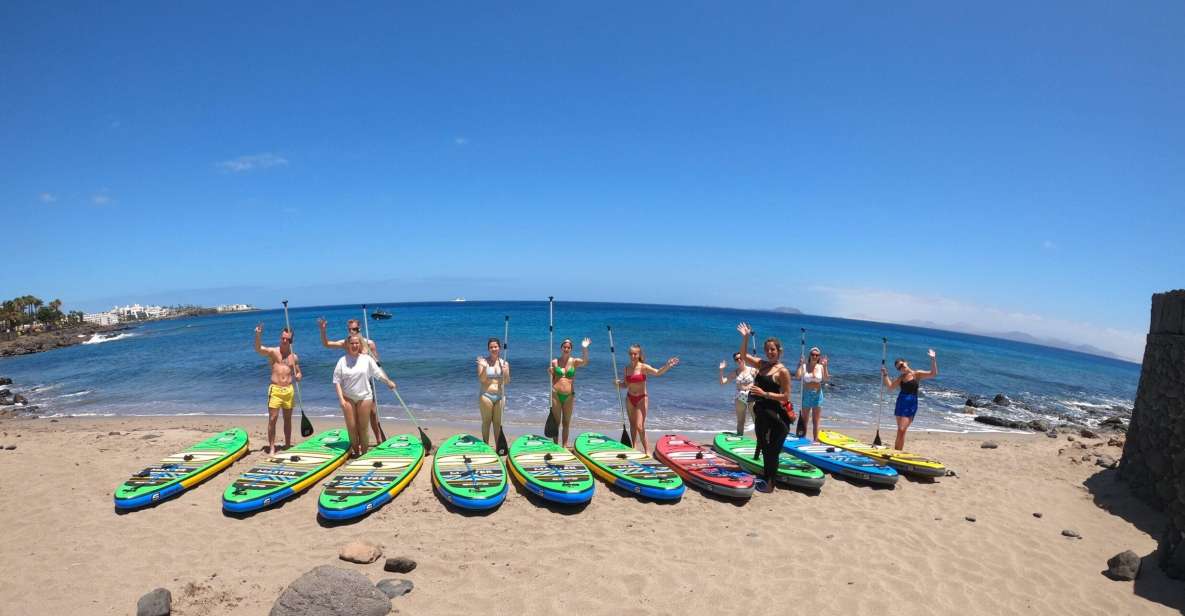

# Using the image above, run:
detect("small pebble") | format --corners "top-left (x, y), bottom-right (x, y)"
top-left (981, 441), bottom-right (999, 449)
top-left (1033, 512), bottom-right (1043, 518)
top-left (1067, 435), bottom-right (1076, 441)
top-left (384, 557), bottom-right (417, 574)
top-left (1062, 529), bottom-right (1081, 539)
top-left (3, 445), bottom-right (15, 451)
top-left (965, 515), bottom-right (977, 522)
top-left (376, 578), bottom-right (414, 598)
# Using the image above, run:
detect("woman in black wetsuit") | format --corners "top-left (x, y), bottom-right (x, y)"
top-left (737, 322), bottom-right (793, 493)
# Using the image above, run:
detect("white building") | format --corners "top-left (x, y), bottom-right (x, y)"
top-left (83, 312), bottom-right (120, 325)
top-left (217, 304), bottom-right (254, 312)
top-left (111, 304), bottom-right (170, 320)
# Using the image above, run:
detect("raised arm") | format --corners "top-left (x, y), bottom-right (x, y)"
top-left (719, 361), bottom-right (731, 385)
top-left (254, 323), bottom-right (272, 359)
top-left (915, 349), bottom-right (938, 380)
top-left (644, 357), bottom-right (680, 377)
top-left (821, 356), bottom-right (830, 382)
top-left (318, 318), bottom-right (345, 350)
top-left (794, 357), bottom-right (805, 379)
top-left (573, 338), bottom-right (591, 367)
top-left (476, 357), bottom-right (489, 385)
top-left (737, 322), bottom-right (762, 367)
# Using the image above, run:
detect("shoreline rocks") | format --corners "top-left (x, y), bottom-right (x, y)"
top-left (0, 324), bottom-right (127, 358)
top-left (270, 565), bottom-right (390, 616)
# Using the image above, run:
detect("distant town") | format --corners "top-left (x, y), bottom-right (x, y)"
top-left (83, 303), bottom-right (256, 325)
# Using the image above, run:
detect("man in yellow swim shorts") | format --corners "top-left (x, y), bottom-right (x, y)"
top-left (255, 323), bottom-right (302, 454)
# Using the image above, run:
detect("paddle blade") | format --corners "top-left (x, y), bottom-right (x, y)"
top-left (795, 414), bottom-right (806, 438)
top-left (872, 430), bottom-right (883, 447)
top-left (619, 425), bottom-right (632, 448)
top-left (418, 427), bottom-right (433, 454)
top-left (496, 427), bottom-right (509, 456)
top-left (544, 407), bottom-right (559, 439)
top-left (300, 411), bottom-right (314, 437)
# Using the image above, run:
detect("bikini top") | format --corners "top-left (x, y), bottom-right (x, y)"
top-left (485, 362), bottom-right (503, 382)
top-left (802, 363), bottom-right (823, 384)
top-left (553, 364), bottom-right (576, 378)
top-left (900, 378), bottom-right (919, 395)
top-left (625, 373), bottom-right (647, 384)
top-left (735, 368), bottom-right (755, 389)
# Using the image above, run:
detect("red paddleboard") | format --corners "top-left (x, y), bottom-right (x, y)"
top-left (654, 434), bottom-right (754, 499)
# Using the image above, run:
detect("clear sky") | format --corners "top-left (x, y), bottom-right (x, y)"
top-left (2, 2), bottom-right (1181, 360)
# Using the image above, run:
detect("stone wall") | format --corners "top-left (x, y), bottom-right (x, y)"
top-left (1119, 289), bottom-right (1185, 577)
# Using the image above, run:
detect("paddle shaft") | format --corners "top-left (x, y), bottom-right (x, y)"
top-left (606, 326), bottom-right (629, 426)
top-left (281, 300), bottom-right (306, 412)
top-left (874, 337), bottom-right (888, 445)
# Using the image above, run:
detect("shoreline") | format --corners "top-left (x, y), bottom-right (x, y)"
top-left (1, 414), bottom-right (1181, 614)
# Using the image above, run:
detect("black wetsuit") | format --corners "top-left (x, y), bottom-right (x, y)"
top-left (752, 366), bottom-right (789, 482)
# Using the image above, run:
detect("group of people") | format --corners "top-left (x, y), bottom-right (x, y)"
top-left (254, 319), bottom-right (939, 479)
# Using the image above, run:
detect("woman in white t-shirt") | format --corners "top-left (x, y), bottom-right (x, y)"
top-left (333, 335), bottom-right (396, 456)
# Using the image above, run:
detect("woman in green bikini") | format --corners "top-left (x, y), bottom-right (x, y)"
top-left (550, 337), bottom-right (591, 447)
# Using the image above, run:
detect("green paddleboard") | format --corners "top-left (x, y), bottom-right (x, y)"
top-left (507, 434), bottom-right (594, 505)
top-left (432, 434), bottom-right (508, 510)
top-left (712, 432), bottom-right (826, 490)
top-left (222, 428), bottom-right (350, 513)
top-left (573, 432), bottom-right (684, 500)
top-left (318, 433), bottom-right (426, 520)
top-left (114, 428), bottom-right (249, 509)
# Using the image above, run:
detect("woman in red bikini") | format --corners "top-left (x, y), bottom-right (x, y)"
top-left (616, 344), bottom-right (679, 453)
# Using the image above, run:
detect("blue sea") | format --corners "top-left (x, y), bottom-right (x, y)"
top-left (0, 301), bottom-right (1140, 434)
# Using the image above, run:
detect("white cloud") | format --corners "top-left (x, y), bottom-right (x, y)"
top-left (454, 137), bottom-right (469, 146)
top-left (38, 192), bottom-right (56, 204)
top-left (808, 285), bottom-right (1145, 361)
top-left (216, 153), bottom-right (289, 173)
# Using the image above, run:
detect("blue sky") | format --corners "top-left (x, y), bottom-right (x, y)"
top-left (1, 2), bottom-right (1181, 360)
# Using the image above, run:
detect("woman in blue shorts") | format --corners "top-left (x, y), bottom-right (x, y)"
top-left (880, 349), bottom-right (938, 450)
top-left (795, 347), bottom-right (829, 442)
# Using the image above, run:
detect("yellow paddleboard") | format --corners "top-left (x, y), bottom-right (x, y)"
top-left (818, 431), bottom-right (946, 478)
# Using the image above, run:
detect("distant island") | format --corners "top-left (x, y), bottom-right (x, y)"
top-left (905, 319), bottom-right (1130, 362)
top-left (772, 306), bottom-right (803, 314)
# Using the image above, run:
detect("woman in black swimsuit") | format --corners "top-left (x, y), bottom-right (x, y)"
top-left (737, 322), bottom-right (792, 493)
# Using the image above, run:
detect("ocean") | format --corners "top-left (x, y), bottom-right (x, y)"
top-left (0, 301), bottom-right (1140, 434)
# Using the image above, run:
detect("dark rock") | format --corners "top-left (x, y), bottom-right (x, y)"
top-left (141, 434), bottom-right (161, 440)
top-left (1033, 512), bottom-right (1043, 518)
top-left (376, 578), bottom-right (414, 598)
top-left (992, 393), bottom-right (1011, 406)
top-left (1096, 454), bottom-right (1119, 469)
top-left (1067, 435), bottom-right (1076, 441)
top-left (1081, 454), bottom-right (1092, 462)
top-left (136, 588), bottom-right (171, 616)
top-left (108, 431), bottom-right (122, 436)
top-left (1107, 437), bottom-right (1125, 447)
top-left (1027, 419), bottom-right (1053, 432)
top-left (980, 441), bottom-right (999, 449)
top-left (965, 515), bottom-right (976, 522)
top-left (1105, 550), bottom-right (1141, 581)
top-left (12, 394), bottom-right (27, 405)
top-left (974, 415), bottom-right (1027, 430)
top-left (0, 388), bottom-right (9, 398)
top-left (1080, 428), bottom-right (1099, 439)
top-left (383, 557), bottom-right (417, 574)
top-left (270, 565), bottom-right (390, 616)
top-left (1099, 417), bottom-right (1127, 431)
top-left (0, 377), bottom-right (11, 386)
top-left (0, 397), bottom-right (12, 406)
top-left (965, 397), bottom-right (992, 409)
top-left (1062, 529), bottom-right (1082, 539)
top-left (1046, 430), bottom-right (1058, 438)
top-left (4, 445), bottom-right (15, 450)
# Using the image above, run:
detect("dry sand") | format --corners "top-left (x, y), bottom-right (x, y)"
top-left (0, 415), bottom-right (1181, 615)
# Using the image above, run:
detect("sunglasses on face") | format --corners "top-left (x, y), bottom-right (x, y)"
top-left (810, 353), bottom-right (819, 357)
top-left (349, 327), bottom-right (360, 332)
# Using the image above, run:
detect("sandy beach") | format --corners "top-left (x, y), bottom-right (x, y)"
top-left (0, 414), bottom-right (1181, 615)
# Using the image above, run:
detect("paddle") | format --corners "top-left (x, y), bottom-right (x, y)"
top-left (606, 325), bottom-right (632, 448)
top-left (495, 316), bottom-right (509, 456)
top-left (796, 328), bottom-right (808, 437)
top-left (873, 337), bottom-right (888, 446)
top-left (391, 388), bottom-right (433, 454)
top-left (361, 305), bottom-right (387, 443)
top-left (281, 300), bottom-right (314, 438)
top-left (544, 296), bottom-right (559, 439)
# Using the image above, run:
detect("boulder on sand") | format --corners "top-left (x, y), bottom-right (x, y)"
top-left (270, 565), bottom-right (390, 616)
top-left (992, 394), bottom-right (1011, 406)
top-left (1105, 550), bottom-right (1141, 581)
top-left (339, 541), bottom-right (383, 564)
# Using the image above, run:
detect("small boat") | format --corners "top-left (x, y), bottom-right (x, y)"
top-left (452, 297), bottom-right (466, 303)
top-left (371, 309), bottom-right (392, 320)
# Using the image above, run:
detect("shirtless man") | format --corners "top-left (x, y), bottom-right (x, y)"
top-left (319, 317), bottom-right (384, 442)
top-left (255, 323), bottom-right (303, 454)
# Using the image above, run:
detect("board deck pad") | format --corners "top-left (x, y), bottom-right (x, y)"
top-left (432, 434), bottom-right (508, 509)
top-left (114, 428), bottom-right (249, 509)
top-left (711, 432), bottom-right (825, 490)
top-left (654, 434), bottom-right (753, 498)
top-left (223, 428), bottom-right (350, 512)
top-left (318, 433), bottom-right (425, 519)
top-left (508, 434), bottom-right (594, 503)
top-left (783, 436), bottom-right (899, 486)
top-left (818, 431), bottom-right (946, 477)
top-left (574, 432), bottom-right (683, 500)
